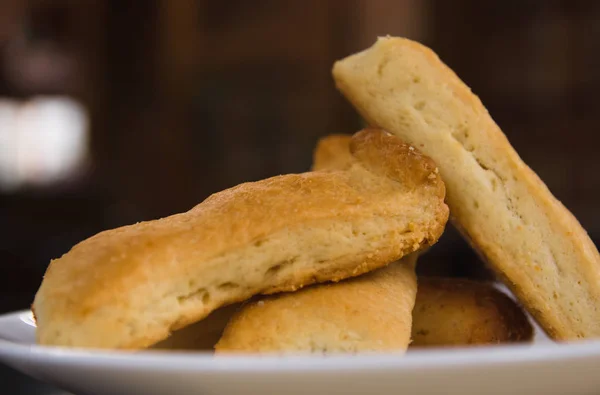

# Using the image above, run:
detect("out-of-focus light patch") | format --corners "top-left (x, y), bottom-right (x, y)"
top-left (0, 99), bottom-right (19, 190)
top-left (0, 96), bottom-right (89, 191)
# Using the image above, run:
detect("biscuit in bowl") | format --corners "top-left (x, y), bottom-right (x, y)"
top-left (411, 277), bottom-right (533, 347)
top-left (33, 128), bottom-right (448, 349)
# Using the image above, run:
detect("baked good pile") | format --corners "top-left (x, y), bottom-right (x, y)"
top-left (32, 37), bottom-right (600, 353)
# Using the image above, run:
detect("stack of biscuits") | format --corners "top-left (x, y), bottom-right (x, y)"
top-left (32, 37), bottom-right (600, 354)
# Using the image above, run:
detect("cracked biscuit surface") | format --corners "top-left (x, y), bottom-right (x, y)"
top-left (333, 37), bottom-right (600, 340)
top-left (33, 128), bottom-right (448, 349)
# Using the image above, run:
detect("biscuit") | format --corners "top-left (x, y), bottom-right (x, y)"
top-left (311, 134), bottom-right (354, 171)
top-left (215, 255), bottom-right (418, 353)
top-left (411, 277), bottom-right (533, 347)
top-left (214, 272), bottom-right (533, 353)
top-left (332, 37), bottom-right (600, 340)
top-left (32, 128), bottom-right (448, 349)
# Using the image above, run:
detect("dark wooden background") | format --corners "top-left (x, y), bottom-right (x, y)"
top-left (1, 0), bottom-right (599, 393)
top-left (2, 0), bottom-right (600, 312)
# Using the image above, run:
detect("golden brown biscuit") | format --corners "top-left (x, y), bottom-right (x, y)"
top-left (214, 273), bottom-right (533, 353)
top-left (311, 134), bottom-right (354, 171)
top-left (333, 37), bottom-right (600, 340)
top-left (215, 255), bottom-right (418, 354)
top-left (33, 128), bottom-right (448, 349)
top-left (411, 277), bottom-right (533, 347)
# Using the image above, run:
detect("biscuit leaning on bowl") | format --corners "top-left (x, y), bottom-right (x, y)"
top-left (332, 36), bottom-right (600, 340)
top-left (32, 128), bottom-right (449, 349)
top-left (411, 277), bottom-right (533, 347)
top-left (215, 254), bottom-right (418, 354)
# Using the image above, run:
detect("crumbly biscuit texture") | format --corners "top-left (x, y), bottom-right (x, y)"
top-left (33, 128), bottom-right (448, 349)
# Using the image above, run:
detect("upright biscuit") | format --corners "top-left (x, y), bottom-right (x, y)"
top-left (333, 37), bottom-right (600, 340)
top-left (215, 255), bottom-right (418, 354)
top-left (33, 128), bottom-right (448, 349)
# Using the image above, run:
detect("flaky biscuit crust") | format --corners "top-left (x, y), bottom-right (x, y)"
top-left (33, 128), bottom-right (448, 349)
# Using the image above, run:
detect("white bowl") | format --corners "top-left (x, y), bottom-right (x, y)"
top-left (1, 310), bottom-right (599, 395)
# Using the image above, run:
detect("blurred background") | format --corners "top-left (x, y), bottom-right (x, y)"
top-left (0, 0), bottom-right (599, 393)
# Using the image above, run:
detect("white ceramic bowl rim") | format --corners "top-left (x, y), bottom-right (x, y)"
top-left (2, 311), bottom-right (600, 374)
